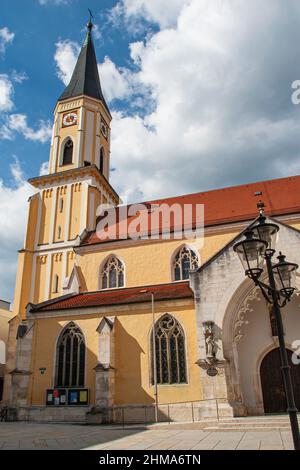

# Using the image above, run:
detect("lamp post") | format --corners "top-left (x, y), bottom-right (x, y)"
top-left (233, 209), bottom-right (300, 450)
top-left (140, 290), bottom-right (158, 423)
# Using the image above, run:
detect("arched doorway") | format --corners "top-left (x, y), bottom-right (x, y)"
top-left (260, 348), bottom-right (300, 413)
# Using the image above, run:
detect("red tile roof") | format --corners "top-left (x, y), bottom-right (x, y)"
top-left (30, 282), bottom-right (193, 313)
top-left (81, 175), bottom-right (300, 246)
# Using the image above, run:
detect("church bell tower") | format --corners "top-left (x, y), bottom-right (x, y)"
top-left (13, 19), bottom-right (120, 318)
top-left (49, 20), bottom-right (111, 177)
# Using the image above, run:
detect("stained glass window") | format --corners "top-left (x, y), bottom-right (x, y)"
top-left (151, 314), bottom-right (187, 384)
top-left (173, 246), bottom-right (199, 281)
top-left (101, 256), bottom-right (125, 289)
top-left (56, 322), bottom-right (85, 388)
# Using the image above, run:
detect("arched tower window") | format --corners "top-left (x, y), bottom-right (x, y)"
top-left (151, 314), bottom-right (187, 384)
top-left (101, 256), bottom-right (124, 289)
top-left (99, 148), bottom-right (104, 174)
top-left (62, 138), bottom-right (73, 165)
top-left (55, 322), bottom-right (85, 388)
top-left (173, 246), bottom-right (199, 281)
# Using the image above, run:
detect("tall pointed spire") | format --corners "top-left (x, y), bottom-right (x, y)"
top-left (59, 18), bottom-right (109, 113)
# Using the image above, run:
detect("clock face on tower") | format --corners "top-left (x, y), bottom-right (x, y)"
top-left (62, 112), bottom-right (78, 127)
top-left (101, 122), bottom-right (108, 139)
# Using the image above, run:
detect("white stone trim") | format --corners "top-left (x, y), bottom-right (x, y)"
top-left (34, 193), bottom-right (42, 249)
top-left (64, 185), bottom-right (71, 241)
top-left (62, 250), bottom-right (67, 284)
top-left (29, 253), bottom-right (37, 303)
top-left (88, 191), bottom-right (95, 231)
top-left (51, 136), bottom-right (60, 174)
top-left (37, 240), bottom-right (75, 251)
top-left (79, 181), bottom-right (88, 234)
top-left (78, 106), bottom-right (85, 131)
top-left (49, 188), bottom-right (57, 244)
top-left (44, 254), bottom-right (52, 301)
top-left (23, 196), bottom-right (33, 248)
top-left (75, 107), bottom-right (85, 167)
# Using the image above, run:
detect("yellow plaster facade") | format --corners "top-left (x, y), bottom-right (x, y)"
top-left (27, 300), bottom-right (200, 407)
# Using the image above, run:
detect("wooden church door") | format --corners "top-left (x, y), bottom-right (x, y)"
top-left (260, 348), bottom-right (300, 414)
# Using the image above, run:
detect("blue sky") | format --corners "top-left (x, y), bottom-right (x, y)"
top-left (0, 0), bottom-right (154, 182)
top-left (2, 0), bottom-right (300, 301)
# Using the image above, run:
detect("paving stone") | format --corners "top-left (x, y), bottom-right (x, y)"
top-left (236, 440), bottom-right (261, 450)
top-left (0, 421), bottom-right (297, 450)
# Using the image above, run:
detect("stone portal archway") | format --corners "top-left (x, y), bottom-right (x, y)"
top-left (221, 280), bottom-right (300, 416)
top-left (260, 348), bottom-right (300, 413)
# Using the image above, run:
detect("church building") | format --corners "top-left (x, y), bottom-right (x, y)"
top-left (3, 20), bottom-right (300, 424)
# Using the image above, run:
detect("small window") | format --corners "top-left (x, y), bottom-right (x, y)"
top-left (53, 274), bottom-right (59, 293)
top-left (57, 226), bottom-right (62, 239)
top-left (59, 198), bottom-right (64, 213)
top-left (62, 139), bottom-right (73, 165)
top-left (173, 246), bottom-right (199, 281)
top-left (101, 256), bottom-right (124, 289)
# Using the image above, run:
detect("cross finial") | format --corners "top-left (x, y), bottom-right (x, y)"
top-left (87, 9), bottom-right (94, 32)
top-left (257, 200), bottom-right (265, 215)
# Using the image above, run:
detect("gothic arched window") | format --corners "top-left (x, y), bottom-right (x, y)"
top-left (62, 138), bottom-right (73, 165)
top-left (55, 322), bottom-right (85, 388)
top-left (99, 148), bottom-right (104, 174)
top-left (173, 246), bottom-right (199, 281)
top-left (151, 314), bottom-right (187, 384)
top-left (101, 256), bottom-right (124, 289)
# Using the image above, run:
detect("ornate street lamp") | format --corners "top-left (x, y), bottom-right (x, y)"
top-left (233, 229), bottom-right (267, 280)
top-left (272, 253), bottom-right (298, 298)
top-left (233, 206), bottom-right (300, 450)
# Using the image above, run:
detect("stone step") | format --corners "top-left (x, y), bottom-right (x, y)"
top-left (204, 425), bottom-right (292, 432)
top-left (203, 415), bottom-right (299, 431)
top-left (205, 421), bottom-right (292, 428)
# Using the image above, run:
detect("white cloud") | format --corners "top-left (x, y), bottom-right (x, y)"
top-left (0, 27), bottom-right (14, 55)
top-left (53, 0), bottom-right (300, 205)
top-left (92, 24), bottom-right (102, 41)
top-left (54, 41), bottom-right (134, 102)
top-left (0, 114), bottom-right (52, 143)
top-left (106, 0), bottom-right (300, 201)
top-left (0, 159), bottom-right (33, 301)
top-left (99, 57), bottom-right (133, 102)
top-left (54, 40), bottom-right (80, 86)
top-left (109, 0), bottom-right (190, 29)
top-left (38, 0), bottom-right (71, 5)
top-left (11, 70), bottom-right (29, 84)
top-left (0, 75), bottom-right (14, 112)
top-left (39, 161), bottom-right (49, 176)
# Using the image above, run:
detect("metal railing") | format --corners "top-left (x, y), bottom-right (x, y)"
top-left (96, 397), bottom-right (225, 427)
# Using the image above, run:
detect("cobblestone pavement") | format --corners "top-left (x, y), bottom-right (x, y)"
top-left (0, 422), bottom-right (294, 450)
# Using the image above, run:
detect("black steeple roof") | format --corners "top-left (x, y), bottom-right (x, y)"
top-left (58, 20), bottom-right (109, 114)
